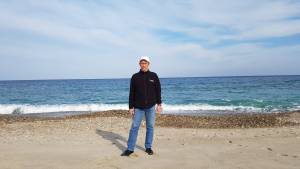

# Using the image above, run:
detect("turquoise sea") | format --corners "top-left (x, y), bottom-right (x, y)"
top-left (0, 75), bottom-right (299, 115)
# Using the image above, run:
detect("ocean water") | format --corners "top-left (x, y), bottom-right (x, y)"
top-left (0, 75), bottom-right (299, 115)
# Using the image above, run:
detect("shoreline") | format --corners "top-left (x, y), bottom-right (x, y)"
top-left (1, 110), bottom-right (299, 128)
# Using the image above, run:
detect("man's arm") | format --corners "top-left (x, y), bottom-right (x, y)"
top-left (155, 73), bottom-right (162, 114)
top-left (155, 73), bottom-right (162, 105)
top-left (129, 75), bottom-right (135, 110)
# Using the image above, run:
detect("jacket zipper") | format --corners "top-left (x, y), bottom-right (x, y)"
top-left (144, 73), bottom-right (148, 105)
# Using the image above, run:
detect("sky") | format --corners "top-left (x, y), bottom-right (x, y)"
top-left (0, 0), bottom-right (300, 80)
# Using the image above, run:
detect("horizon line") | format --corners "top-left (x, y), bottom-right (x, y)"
top-left (0, 74), bottom-right (299, 81)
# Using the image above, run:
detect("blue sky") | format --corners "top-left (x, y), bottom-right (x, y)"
top-left (0, 0), bottom-right (300, 80)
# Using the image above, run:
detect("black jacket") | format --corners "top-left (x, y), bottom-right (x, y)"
top-left (129, 69), bottom-right (161, 109)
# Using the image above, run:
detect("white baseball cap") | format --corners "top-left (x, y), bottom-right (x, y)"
top-left (139, 56), bottom-right (150, 63)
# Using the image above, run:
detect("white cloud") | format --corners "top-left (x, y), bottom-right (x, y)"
top-left (0, 0), bottom-right (299, 79)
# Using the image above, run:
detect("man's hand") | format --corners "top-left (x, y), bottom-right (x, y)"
top-left (129, 108), bottom-right (134, 116)
top-left (156, 104), bottom-right (162, 115)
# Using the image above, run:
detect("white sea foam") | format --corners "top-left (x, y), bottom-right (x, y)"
top-left (0, 104), bottom-right (128, 114)
top-left (0, 103), bottom-right (290, 115)
top-left (162, 104), bottom-right (263, 112)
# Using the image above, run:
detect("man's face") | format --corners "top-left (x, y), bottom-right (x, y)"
top-left (139, 60), bottom-right (149, 72)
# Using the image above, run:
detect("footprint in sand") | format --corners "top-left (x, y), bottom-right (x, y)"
top-left (275, 153), bottom-right (297, 158)
top-left (264, 146), bottom-right (298, 159)
top-left (129, 153), bottom-right (139, 157)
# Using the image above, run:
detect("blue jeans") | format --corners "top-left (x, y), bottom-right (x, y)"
top-left (127, 105), bottom-right (156, 151)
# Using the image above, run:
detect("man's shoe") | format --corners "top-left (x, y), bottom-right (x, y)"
top-left (145, 148), bottom-right (154, 155)
top-left (121, 150), bottom-right (134, 156)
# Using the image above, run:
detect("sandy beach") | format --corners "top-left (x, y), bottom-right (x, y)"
top-left (1, 0), bottom-right (300, 168)
top-left (1, 111), bottom-right (300, 169)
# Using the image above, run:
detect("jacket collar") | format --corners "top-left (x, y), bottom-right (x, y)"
top-left (139, 69), bottom-right (150, 74)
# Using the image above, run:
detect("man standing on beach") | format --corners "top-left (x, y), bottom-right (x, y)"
top-left (121, 56), bottom-right (162, 156)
